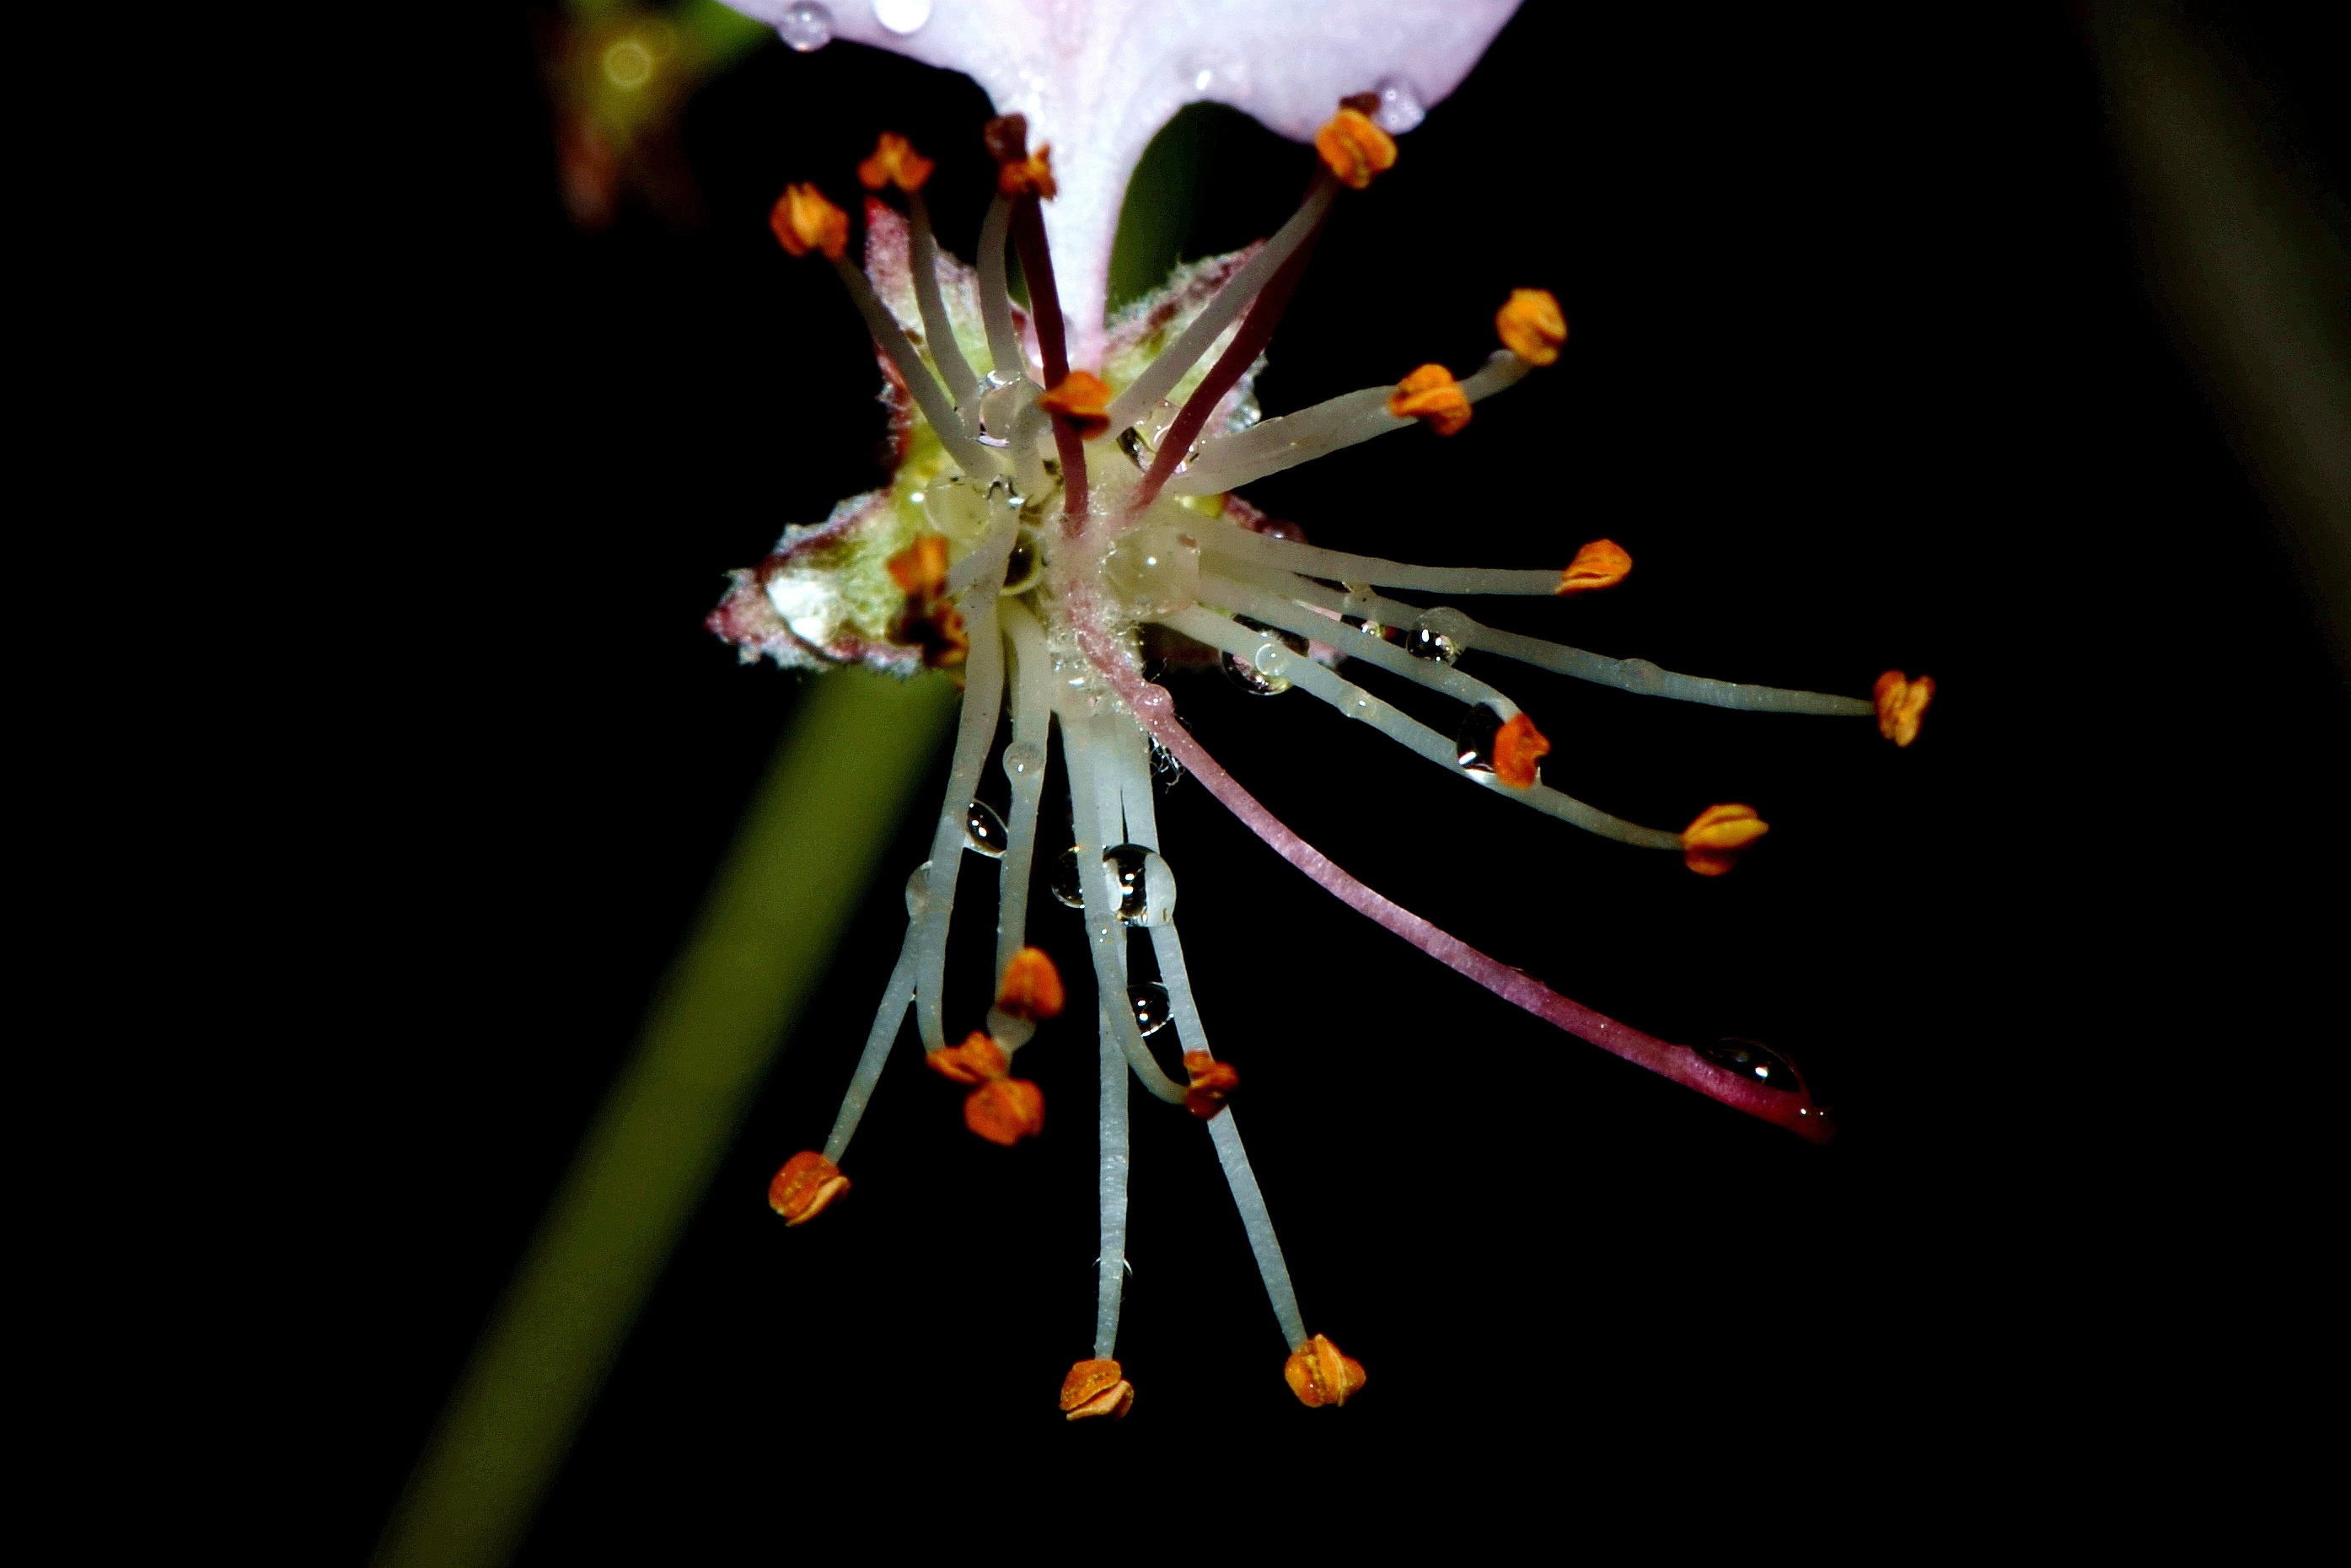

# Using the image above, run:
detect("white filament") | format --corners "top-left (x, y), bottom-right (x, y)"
top-left (974, 195), bottom-right (1023, 383)
top-left (820, 929), bottom-right (919, 1163)
top-left (1093, 996), bottom-right (1130, 1361)
top-left (984, 600), bottom-right (1054, 1050)
top-left (905, 188), bottom-right (981, 414)
top-left (1349, 588), bottom-right (1876, 717)
top-left (1101, 179), bottom-right (1340, 436)
top-left (1195, 517), bottom-right (1563, 596)
top-left (831, 257), bottom-right (999, 479)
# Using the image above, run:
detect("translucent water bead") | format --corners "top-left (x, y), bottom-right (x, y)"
top-left (963, 801), bottom-right (1007, 857)
top-left (1371, 75), bottom-right (1427, 134)
top-left (1455, 706), bottom-right (1503, 771)
top-left (1221, 620), bottom-right (1304, 696)
top-left (777, 3), bottom-right (832, 51)
top-left (1002, 740), bottom-right (1045, 781)
top-left (1693, 1038), bottom-right (1802, 1092)
top-left (1050, 845), bottom-right (1178, 926)
top-left (1404, 625), bottom-right (1459, 665)
top-left (921, 476), bottom-right (992, 546)
top-left (1128, 982), bottom-right (1173, 1037)
top-left (905, 860), bottom-right (932, 917)
top-left (1103, 524), bottom-right (1200, 616)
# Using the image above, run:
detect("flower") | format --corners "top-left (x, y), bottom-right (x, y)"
top-left (716, 11), bottom-right (1931, 1415)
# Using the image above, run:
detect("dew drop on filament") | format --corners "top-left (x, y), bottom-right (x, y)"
top-left (963, 801), bottom-right (1007, 857)
top-left (1404, 625), bottom-right (1460, 665)
top-left (1103, 844), bottom-right (1178, 926)
top-left (1128, 982), bottom-right (1173, 1036)
top-left (1050, 847), bottom-right (1084, 909)
top-left (777, 2), bottom-right (832, 51)
top-left (1002, 741), bottom-right (1045, 781)
top-left (1692, 1038), bottom-right (1802, 1093)
top-left (1455, 706), bottom-right (1503, 771)
top-left (1221, 650), bottom-right (1291, 695)
top-left (905, 860), bottom-right (932, 917)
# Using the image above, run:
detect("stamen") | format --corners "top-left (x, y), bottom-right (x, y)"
top-left (1873, 669), bottom-right (1935, 746)
top-left (1388, 363), bottom-right (1473, 436)
top-left (769, 183), bottom-right (848, 259)
top-left (1491, 712), bottom-right (1551, 788)
top-left (1039, 370), bottom-right (1113, 439)
top-left (1313, 106), bottom-right (1398, 190)
top-left (1091, 670), bottom-right (1833, 1141)
top-left (964, 1076), bottom-right (1047, 1145)
top-left (1557, 538), bottom-right (1633, 595)
top-left (1100, 176), bottom-right (1340, 434)
top-left (1059, 1359), bottom-right (1134, 1421)
top-left (906, 189), bottom-right (982, 411)
top-left (1495, 287), bottom-right (1568, 365)
top-left (996, 947), bottom-right (1065, 1021)
top-left (1182, 1051), bottom-right (1238, 1119)
top-left (986, 602), bottom-right (1054, 1046)
top-left (1158, 605), bottom-right (1683, 851)
top-left (766, 1150), bottom-right (849, 1226)
top-left (819, 930), bottom-right (919, 1163)
top-left (827, 251), bottom-right (999, 477)
top-left (855, 132), bottom-right (934, 195)
top-left (984, 114), bottom-right (1056, 199)
top-left (1283, 1333), bottom-right (1368, 1407)
top-left (1682, 803), bottom-right (1769, 877)
top-left (1105, 714), bottom-right (1312, 1352)
top-left (1197, 569), bottom-right (1522, 719)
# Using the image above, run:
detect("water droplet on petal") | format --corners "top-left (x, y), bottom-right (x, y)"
top-left (777, 1), bottom-right (832, 51)
top-left (964, 801), bottom-right (1007, 857)
top-left (1147, 737), bottom-right (1184, 792)
top-left (1128, 982), bottom-right (1172, 1036)
top-left (1692, 1037), bottom-right (1803, 1093)
top-left (1371, 75), bottom-right (1427, 134)
top-left (872, 0), bottom-right (930, 36)
top-left (1455, 706), bottom-right (1503, 771)
top-left (905, 860), bottom-right (933, 917)
top-left (1003, 740), bottom-right (1045, 780)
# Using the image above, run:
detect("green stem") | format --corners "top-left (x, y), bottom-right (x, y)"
top-left (374, 668), bottom-right (958, 1568)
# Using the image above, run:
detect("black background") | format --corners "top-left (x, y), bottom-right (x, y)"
top-left (319, 3), bottom-right (2344, 1552)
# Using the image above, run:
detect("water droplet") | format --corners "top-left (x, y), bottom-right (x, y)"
top-left (1220, 649), bottom-right (1291, 695)
top-left (1359, 620), bottom-right (1386, 642)
top-left (921, 475), bottom-right (990, 545)
top-left (1455, 705), bottom-right (1502, 771)
top-left (1103, 844), bottom-right (1178, 926)
top-left (1128, 982), bottom-right (1173, 1036)
top-left (1003, 740), bottom-right (1045, 780)
top-left (1617, 658), bottom-right (1666, 694)
top-left (963, 800), bottom-right (1007, 857)
top-left (1050, 847), bottom-right (1084, 909)
top-left (777, 2), bottom-right (832, 50)
top-left (1117, 427), bottom-right (1152, 470)
top-left (1224, 389), bottom-right (1262, 432)
top-left (872, 0), bottom-right (930, 36)
top-left (1103, 524), bottom-right (1201, 616)
top-left (1147, 737), bottom-right (1184, 792)
top-left (1002, 530), bottom-right (1042, 593)
top-left (1250, 641), bottom-right (1291, 678)
top-left (1404, 623), bottom-right (1459, 665)
top-left (1371, 75), bottom-right (1426, 134)
top-left (905, 860), bottom-right (932, 917)
top-left (1692, 1038), bottom-right (1802, 1093)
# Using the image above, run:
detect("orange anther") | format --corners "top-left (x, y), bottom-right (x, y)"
top-left (925, 1029), bottom-right (1010, 1085)
top-left (770, 183), bottom-right (848, 260)
top-left (767, 1150), bottom-right (849, 1226)
top-left (1283, 1333), bottom-right (1367, 1409)
top-left (1388, 364), bottom-right (1472, 436)
top-left (1557, 538), bottom-right (1633, 595)
top-left (887, 534), bottom-right (950, 596)
top-left (1683, 803), bottom-right (1769, 877)
top-left (1873, 670), bottom-right (1935, 748)
top-left (1182, 1050), bottom-right (1239, 1120)
top-left (963, 1076), bottom-right (1045, 1146)
top-left (1314, 107), bottom-right (1398, 191)
top-left (856, 131), bottom-right (934, 193)
top-left (1492, 712), bottom-right (1551, 789)
top-left (1039, 370), bottom-right (1113, 439)
top-left (1496, 287), bottom-right (1569, 365)
top-left (1060, 1358), bottom-right (1135, 1421)
top-left (984, 117), bottom-right (1056, 199)
top-left (996, 947), bottom-right (1065, 1021)
top-left (898, 603), bottom-right (969, 669)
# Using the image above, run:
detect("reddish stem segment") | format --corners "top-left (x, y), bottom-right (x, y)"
top-left (1129, 223), bottom-right (1326, 514)
top-left (1074, 631), bottom-right (1833, 1142)
top-left (1009, 196), bottom-right (1088, 524)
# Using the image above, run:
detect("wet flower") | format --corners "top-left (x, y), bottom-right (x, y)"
top-left (719, 3), bottom-right (1930, 1415)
